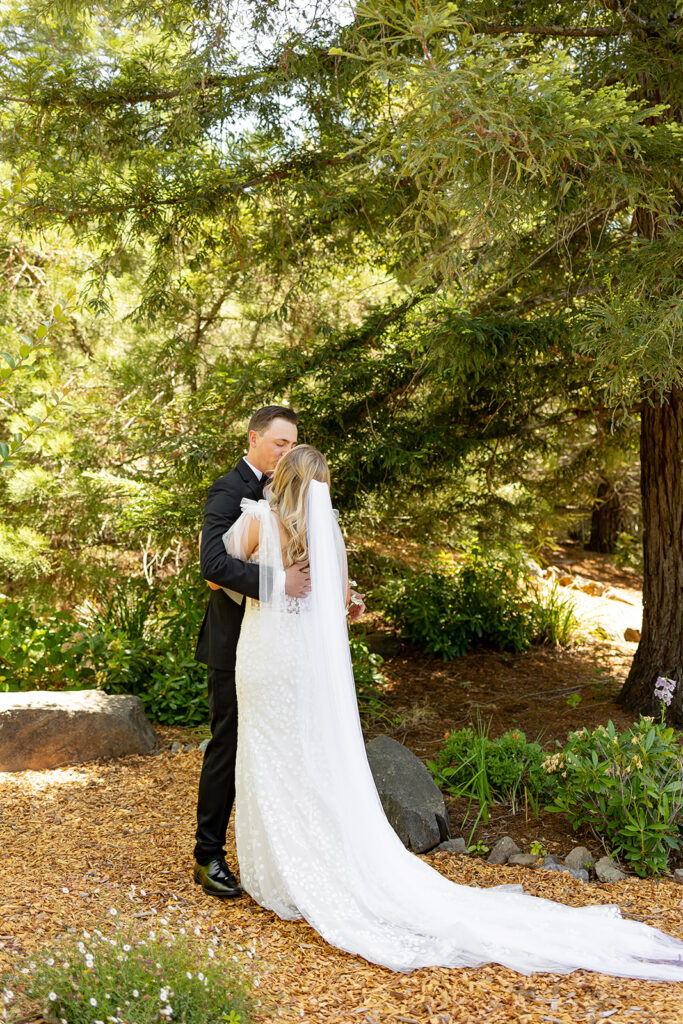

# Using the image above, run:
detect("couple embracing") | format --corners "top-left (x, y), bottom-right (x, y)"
top-left (190, 406), bottom-right (683, 979)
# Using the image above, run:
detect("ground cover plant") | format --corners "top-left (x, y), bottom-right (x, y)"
top-left (428, 723), bottom-right (559, 829)
top-left (1, 906), bottom-right (260, 1024)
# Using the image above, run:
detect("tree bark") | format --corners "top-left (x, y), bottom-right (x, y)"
top-left (618, 385), bottom-right (683, 723)
top-left (587, 477), bottom-right (623, 554)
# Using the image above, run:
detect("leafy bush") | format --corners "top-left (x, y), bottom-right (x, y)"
top-left (383, 548), bottom-right (578, 659)
top-left (0, 570), bottom-right (209, 725)
top-left (428, 723), bottom-right (558, 823)
top-left (0, 598), bottom-right (97, 691)
top-left (85, 573), bottom-right (209, 726)
top-left (1, 909), bottom-right (258, 1024)
top-left (545, 717), bottom-right (683, 876)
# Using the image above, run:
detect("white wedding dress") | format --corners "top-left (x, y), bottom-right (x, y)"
top-left (224, 483), bottom-right (683, 979)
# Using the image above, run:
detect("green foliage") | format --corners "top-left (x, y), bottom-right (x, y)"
top-left (0, 598), bottom-right (97, 691)
top-left (0, 522), bottom-right (51, 582)
top-left (545, 717), bottom-right (683, 876)
top-left (383, 549), bottom-right (579, 659)
top-left (348, 634), bottom-right (399, 726)
top-left (2, 909), bottom-right (258, 1024)
top-left (467, 840), bottom-right (489, 857)
top-left (0, 571), bottom-right (209, 726)
top-left (531, 582), bottom-right (580, 647)
top-left (613, 531), bottom-right (644, 571)
top-left (428, 723), bottom-right (558, 823)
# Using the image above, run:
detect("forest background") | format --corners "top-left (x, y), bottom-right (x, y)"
top-left (1, 0), bottom-right (682, 729)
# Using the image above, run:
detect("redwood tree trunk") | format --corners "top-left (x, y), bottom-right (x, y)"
top-left (618, 385), bottom-right (683, 724)
top-left (587, 477), bottom-right (623, 554)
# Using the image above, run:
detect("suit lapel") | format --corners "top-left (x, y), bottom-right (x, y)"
top-left (236, 457), bottom-right (265, 498)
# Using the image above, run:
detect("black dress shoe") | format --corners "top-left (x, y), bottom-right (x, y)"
top-left (193, 857), bottom-right (243, 899)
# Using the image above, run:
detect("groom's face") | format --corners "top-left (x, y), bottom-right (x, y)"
top-left (248, 417), bottom-right (298, 473)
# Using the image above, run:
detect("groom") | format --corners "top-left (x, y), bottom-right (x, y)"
top-left (193, 405), bottom-right (309, 898)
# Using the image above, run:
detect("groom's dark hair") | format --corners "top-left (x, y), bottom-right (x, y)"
top-left (248, 405), bottom-right (298, 435)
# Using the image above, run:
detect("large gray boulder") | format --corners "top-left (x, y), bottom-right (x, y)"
top-left (365, 735), bottom-right (450, 853)
top-left (0, 690), bottom-right (159, 771)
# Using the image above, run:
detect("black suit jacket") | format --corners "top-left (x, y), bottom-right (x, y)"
top-left (195, 458), bottom-right (264, 669)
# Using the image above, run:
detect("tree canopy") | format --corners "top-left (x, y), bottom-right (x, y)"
top-left (1, 0), bottom-right (681, 718)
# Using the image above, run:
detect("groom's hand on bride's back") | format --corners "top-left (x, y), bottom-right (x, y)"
top-left (285, 560), bottom-right (311, 598)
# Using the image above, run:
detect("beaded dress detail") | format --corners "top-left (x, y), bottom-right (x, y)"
top-left (223, 487), bottom-right (683, 979)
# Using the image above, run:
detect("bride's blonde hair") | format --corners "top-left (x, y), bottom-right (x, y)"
top-left (266, 445), bottom-right (331, 566)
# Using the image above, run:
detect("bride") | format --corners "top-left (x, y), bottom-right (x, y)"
top-left (223, 444), bottom-right (683, 979)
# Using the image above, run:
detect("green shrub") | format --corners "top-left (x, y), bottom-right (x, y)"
top-left (0, 570), bottom-right (209, 725)
top-left (428, 723), bottom-right (558, 823)
top-left (81, 570), bottom-right (209, 726)
top-left (0, 598), bottom-right (97, 691)
top-left (384, 548), bottom-right (578, 659)
top-left (545, 716), bottom-right (683, 876)
top-left (1, 909), bottom-right (258, 1024)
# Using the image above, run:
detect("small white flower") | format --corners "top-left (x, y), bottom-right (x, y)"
top-left (185, 972), bottom-right (192, 979)
top-left (123, 944), bottom-right (131, 951)
top-left (132, 990), bottom-right (139, 998)
top-left (46, 958), bottom-right (54, 966)
top-left (61, 887), bottom-right (69, 894)
top-left (83, 930), bottom-right (91, 939)
top-left (2, 992), bottom-right (14, 1004)
top-left (194, 926), bottom-right (201, 936)
top-left (48, 992), bottom-right (57, 1002)
top-left (197, 972), bottom-right (205, 982)
top-left (90, 997), bottom-right (98, 1007)
top-left (207, 948), bottom-right (215, 958)
top-left (109, 907), bottom-right (117, 916)
top-left (159, 988), bottom-right (168, 1002)
top-left (140, 888), bottom-right (146, 895)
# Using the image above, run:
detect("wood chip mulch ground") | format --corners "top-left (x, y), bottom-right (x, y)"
top-left (2, 745), bottom-right (682, 1024)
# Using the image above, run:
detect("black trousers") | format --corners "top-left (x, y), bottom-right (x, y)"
top-left (193, 665), bottom-right (238, 864)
